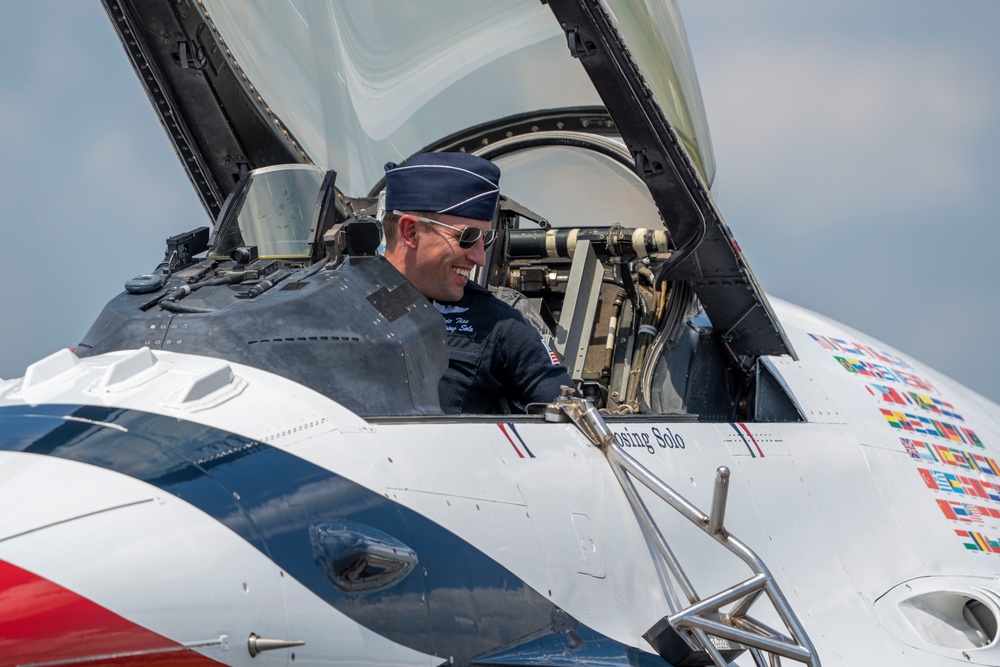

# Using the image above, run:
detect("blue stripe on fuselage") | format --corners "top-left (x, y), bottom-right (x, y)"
top-left (0, 404), bottom-right (667, 667)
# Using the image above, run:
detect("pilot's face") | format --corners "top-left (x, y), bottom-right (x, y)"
top-left (405, 213), bottom-right (490, 303)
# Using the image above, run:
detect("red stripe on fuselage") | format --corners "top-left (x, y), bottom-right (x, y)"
top-left (738, 423), bottom-right (765, 458)
top-left (0, 559), bottom-right (224, 666)
top-left (497, 423), bottom-right (525, 458)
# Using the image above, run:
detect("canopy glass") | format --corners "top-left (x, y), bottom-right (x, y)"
top-left (200, 0), bottom-right (715, 197)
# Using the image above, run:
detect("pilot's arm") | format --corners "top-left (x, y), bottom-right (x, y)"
top-left (493, 314), bottom-right (577, 411)
top-left (436, 285), bottom-right (576, 414)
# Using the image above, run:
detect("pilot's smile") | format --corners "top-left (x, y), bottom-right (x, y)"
top-left (408, 213), bottom-right (490, 303)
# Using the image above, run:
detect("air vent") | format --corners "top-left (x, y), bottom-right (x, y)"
top-left (21, 349), bottom-right (80, 390)
top-left (247, 336), bottom-right (360, 345)
top-left (876, 576), bottom-right (1000, 663)
top-left (310, 519), bottom-right (417, 593)
top-left (899, 591), bottom-right (997, 649)
top-left (967, 599), bottom-right (999, 646)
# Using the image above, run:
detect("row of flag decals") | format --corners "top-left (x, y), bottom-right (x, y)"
top-left (808, 334), bottom-right (910, 367)
top-left (937, 498), bottom-right (1000, 524)
top-left (811, 331), bottom-right (1000, 556)
top-left (902, 438), bottom-right (999, 475)
top-left (957, 530), bottom-right (1000, 554)
top-left (835, 356), bottom-right (937, 392)
top-left (918, 468), bottom-right (1000, 504)
top-left (866, 383), bottom-right (963, 421)
top-left (881, 409), bottom-right (982, 447)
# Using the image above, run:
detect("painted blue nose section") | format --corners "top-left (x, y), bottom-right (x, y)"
top-left (0, 404), bottom-right (673, 667)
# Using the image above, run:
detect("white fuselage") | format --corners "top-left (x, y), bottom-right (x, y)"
top-left (1, 297), bottom-right (998, 666)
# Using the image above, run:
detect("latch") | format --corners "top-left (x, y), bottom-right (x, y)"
top-left (172, 40), bottom-right (206, 70)
top-left (564, 27), bottom-right (595, 58)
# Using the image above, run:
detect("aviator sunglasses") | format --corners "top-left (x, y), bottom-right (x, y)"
top-left (395, 211), bottom-right (497, 249)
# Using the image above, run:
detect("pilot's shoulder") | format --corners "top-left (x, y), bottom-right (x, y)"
top-left (433, 284), bottom-right (519, 322)
top-left (462, 283), bottom-right (521, 316)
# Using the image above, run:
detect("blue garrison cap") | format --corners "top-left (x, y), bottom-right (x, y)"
top-left (384, 152), bottom-right (501, 222)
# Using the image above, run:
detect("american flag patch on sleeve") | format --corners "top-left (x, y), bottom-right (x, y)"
top-left (541, 338), bottom-right (561, 366)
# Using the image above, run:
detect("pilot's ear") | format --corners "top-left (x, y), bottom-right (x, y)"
top-left (398, 215), bottom-right (420, 250)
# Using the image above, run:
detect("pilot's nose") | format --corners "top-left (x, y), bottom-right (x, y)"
top-left (467, 238), bottom-right (487, 266)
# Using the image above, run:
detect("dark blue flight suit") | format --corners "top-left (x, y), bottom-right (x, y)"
top-left (434, 283), bottom-right (574, 414)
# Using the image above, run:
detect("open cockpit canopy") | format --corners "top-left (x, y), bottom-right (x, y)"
top-left (97, 0), bottom-right (798, 418)
top-left (196, 0), bottom-right (715, 197)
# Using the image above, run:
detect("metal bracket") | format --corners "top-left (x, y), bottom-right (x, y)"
top-left (554, 240), bottom-right (603, 381)
top-left (548, 393), bottom-right (821, 666)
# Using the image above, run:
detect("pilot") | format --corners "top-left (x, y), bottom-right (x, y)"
top-left (382, 152), bottom-right (574, 414)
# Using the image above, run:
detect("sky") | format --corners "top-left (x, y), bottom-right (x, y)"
top-left (0, 1), bottom-right (998, 405)
top-left (680, 1), bottom-right (1000, 404)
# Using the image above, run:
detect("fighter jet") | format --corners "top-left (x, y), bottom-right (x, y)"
top-left (1, 1), bottom-right (998, 666)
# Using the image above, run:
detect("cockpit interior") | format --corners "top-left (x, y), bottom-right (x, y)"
top-left (78, 110), bottom-right (802, 425)
top-left (83, 0), bottom-right (803, 424)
